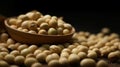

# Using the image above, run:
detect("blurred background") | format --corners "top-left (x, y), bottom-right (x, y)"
top-left (0, 0), bottom-right (120, 34)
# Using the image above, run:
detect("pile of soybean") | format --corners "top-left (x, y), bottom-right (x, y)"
top-left (0, 27), bottom-right (120, 67)
top-left (8, 10), bottom-right (73, 35)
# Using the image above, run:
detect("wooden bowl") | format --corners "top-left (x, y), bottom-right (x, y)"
top-left (4, 19), bottom-right (75, 44)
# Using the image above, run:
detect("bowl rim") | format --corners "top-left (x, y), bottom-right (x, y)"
top-left (4, 18), bottom-right (76, 37)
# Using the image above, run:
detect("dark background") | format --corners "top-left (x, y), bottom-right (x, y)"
top-left (0, 0), bottom-right (120, 34)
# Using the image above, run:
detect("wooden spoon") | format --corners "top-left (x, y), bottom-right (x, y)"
top-left (4, 18), bottom-right (75, 45)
